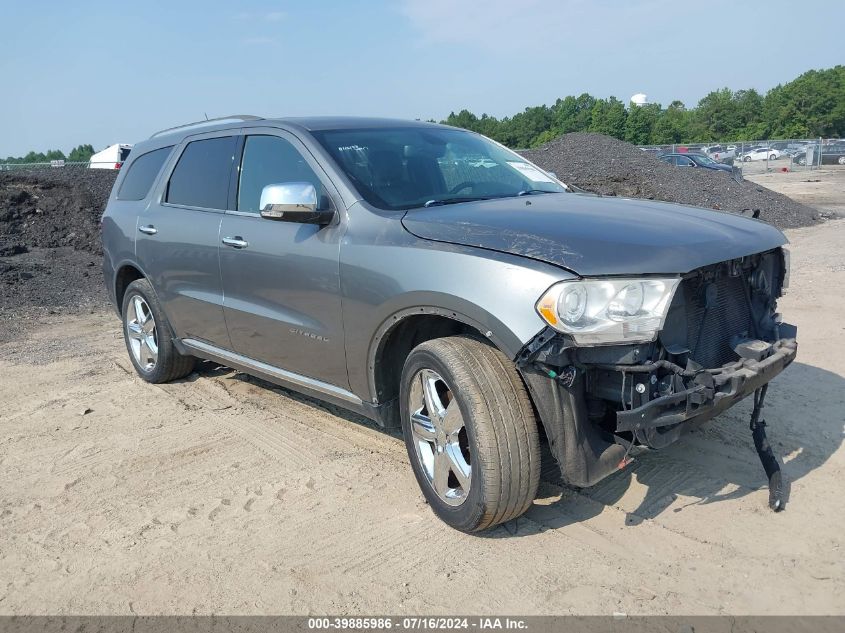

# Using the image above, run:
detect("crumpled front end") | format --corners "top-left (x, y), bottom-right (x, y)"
top-left (518, 248), bottom-right (796, 488)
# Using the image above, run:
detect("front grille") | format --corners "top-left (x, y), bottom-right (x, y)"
top-left (679, 272), bottom-right (753, 368)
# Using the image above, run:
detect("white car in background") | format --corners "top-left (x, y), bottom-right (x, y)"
top-left (738, 147), bottom-right (781, 162)
top-left (89, 143), bottom-right (133, 169)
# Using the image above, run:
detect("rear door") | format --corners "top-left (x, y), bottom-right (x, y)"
top-left (218, 129), bottom-right (348, 387)
top-left (136, 131), bottom-right (237, 348)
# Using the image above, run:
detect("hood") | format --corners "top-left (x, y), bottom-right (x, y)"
top-left (400, 193), bottom-right (786, 276)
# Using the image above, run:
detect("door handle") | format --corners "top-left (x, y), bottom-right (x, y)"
top-left (222, 236), bottom-right (249, 249)
top-left (138, 225), bottom-right (158, 235)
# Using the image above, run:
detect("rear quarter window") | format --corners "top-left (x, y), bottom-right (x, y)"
top-left (116, 146), bottom-right (173, 201)
top-left (166, 136), bottom-right (237, 209)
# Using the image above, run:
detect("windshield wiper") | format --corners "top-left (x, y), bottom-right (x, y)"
top-left (423, 197), bottom-right (491, 207)
top-left (517, 189), bottom-right (555, 196)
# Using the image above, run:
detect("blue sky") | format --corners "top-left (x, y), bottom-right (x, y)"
top-left (1, 0), bottom-right (842, 156)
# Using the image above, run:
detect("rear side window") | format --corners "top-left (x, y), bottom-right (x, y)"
top-left (117, 146), bottom-right (172, 201)
top-left (166, 136), bottom-right (237, 209)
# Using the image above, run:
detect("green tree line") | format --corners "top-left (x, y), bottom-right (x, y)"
top-left (443, 65), bottom-right (845, 148)
top-left (2, 144), bottom-right (96, 164)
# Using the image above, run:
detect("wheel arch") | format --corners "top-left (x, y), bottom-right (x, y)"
top-left (114, 261), bottom-right (149, 311)
top-left (366, 298), bottom-right (530, 416)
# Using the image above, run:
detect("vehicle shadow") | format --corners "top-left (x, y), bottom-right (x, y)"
top-left (181, 360), bottom-right (403, 438)
top-left (183, 359), bottom-right (842, 538)
top-left (485, 360), bottom-right (844, 538)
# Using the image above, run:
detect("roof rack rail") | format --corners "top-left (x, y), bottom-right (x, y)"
top-left (150, 115), bottom-right (264, 139)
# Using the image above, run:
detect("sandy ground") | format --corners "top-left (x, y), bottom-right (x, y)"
top-left (0, 221), bottom-right (843, 616)
top-left (744, 166), bottom-right (845, 218)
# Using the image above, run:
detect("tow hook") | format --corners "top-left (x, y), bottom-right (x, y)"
top-left (749, 384), bottom-right (785, 512)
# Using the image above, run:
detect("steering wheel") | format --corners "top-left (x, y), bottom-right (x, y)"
top-left (449, 181), bottom-right (475, 195)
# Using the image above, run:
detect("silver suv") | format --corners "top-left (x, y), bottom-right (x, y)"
top-left (102, 115), bottom-right (797, 531)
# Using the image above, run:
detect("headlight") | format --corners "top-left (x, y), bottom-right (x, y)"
top-left (536, 278), bottom-right (681, 345)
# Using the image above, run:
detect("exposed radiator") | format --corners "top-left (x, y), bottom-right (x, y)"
top-left (680, 272), bottom-right (753, 368)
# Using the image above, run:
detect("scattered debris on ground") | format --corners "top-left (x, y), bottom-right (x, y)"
top-left (520, 133), bottom-right (821, 229)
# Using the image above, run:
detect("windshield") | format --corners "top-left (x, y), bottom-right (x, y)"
top-left (311, 126), bottom-right (567, 210)
top-left (691, 153), bottom-right (716, 165)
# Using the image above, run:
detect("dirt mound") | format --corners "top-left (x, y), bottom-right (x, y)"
top-left (0, 169), bottom-right (116, 256)
top-left (0, 169), bottom-right (116, 330)
top-left (519, 133), bottom-right (821, 229)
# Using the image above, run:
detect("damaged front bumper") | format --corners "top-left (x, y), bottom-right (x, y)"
top-left (518, 328), bottom-right (797, 489)
top-left (615, 337), bottom-right (797, 448)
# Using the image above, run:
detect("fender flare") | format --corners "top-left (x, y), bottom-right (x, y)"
top-left (110, 259), bottom-right (183, 344)
top-left (110, 258), bottom-right (151, 307)
top-left (365, 299), bottom-right (528, 404)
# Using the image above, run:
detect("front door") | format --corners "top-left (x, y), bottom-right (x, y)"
top-left (219, 130), bottom-right (348, 388)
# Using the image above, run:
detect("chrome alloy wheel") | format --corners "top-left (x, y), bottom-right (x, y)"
top-left (125, 295), bottom-right (158, 371)
top-left (408, 369), bottom-right (471, 506)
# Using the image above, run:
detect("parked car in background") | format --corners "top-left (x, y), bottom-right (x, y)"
top-left (89, 143), bottom-right (133, 169)
top-left (821, 144), bottom-right (845, 164)
top-left (659, 152), bottom-right (734, 173)
top-left (738, 147), bottom-right (781, 162)
top-left (792, 144), bottom-right (845, 166)
top-left (702, 145), bottom-right (736, 163)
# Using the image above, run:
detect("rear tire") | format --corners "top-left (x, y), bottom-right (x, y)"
top-left (399, 336), bottom-right (540, 532)
top-left (122, 279), bottom-right (195, 383)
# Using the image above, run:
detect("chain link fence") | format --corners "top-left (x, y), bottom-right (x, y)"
top-left (638, 138), bottom-right (845, 175)
top-left (0, 160), bottom-right (122, 171)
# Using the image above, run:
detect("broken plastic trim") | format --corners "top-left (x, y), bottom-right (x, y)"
top-left (749, 384), bottom-right (785, 511)
top-left (614, 338), bottom-right (797, 435)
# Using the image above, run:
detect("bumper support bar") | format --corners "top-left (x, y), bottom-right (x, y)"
top-left (616, 338), bottom-right (797, 439)
top-left (750, 384), bottom-right (785, 512)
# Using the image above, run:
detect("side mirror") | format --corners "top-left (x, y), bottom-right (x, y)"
top-left (259, 182), bottom-right (334, 225)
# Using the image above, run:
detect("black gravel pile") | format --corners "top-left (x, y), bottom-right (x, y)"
top-left (519, 133), bottom-right (821, 229)
top-left (0, 169), bottom-right (116, 334)
top-left (0, 168), bottom-right (116, 256)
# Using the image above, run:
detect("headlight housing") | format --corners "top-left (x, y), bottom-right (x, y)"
top-left (536, 278), bottom-right (681, 345)
top-left (780, 245), bottom-right (790, 295)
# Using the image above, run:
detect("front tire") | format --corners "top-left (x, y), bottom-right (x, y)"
top-left (399, 336), bottom-right (540, 532)
top-left (122, 278), bottom-right (195, 383)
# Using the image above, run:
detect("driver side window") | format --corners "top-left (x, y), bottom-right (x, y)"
top-left (237, 135), bottom-right (323, 214)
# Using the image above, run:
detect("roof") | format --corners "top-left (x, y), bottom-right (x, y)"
top-left (267, 116), bottom-right (447, 132)
top-left (137, 115), bottom-right (450, 155)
